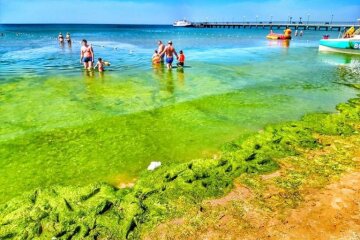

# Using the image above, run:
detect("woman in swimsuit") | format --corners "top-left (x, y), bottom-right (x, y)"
top-left (66, 32), bottom-right (72, 46)
top-left (58, 32), bottom-right (64, 45)
top-left (80, 39), bottom-right (94, 70)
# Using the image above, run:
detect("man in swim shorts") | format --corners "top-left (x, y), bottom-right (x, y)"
top-left (157, 40), bottom-right (165, 62)
top-left (159, 41), bottom-right (179, 69)
top-left (80, 39), bottom-right (94, 70)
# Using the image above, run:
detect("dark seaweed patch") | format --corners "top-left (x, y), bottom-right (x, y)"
top-left (245, 153), bottom-right (257, 161)
top-left (96, 201), bottom-right (113, 215)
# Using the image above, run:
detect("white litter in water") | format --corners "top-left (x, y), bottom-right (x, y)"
top-left (147, 162), bottom-right (162, 171)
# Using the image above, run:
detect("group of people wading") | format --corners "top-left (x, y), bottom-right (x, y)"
top-left (58, 33), bottom-right (185, 72)
top-left (153, 40), bottom-right (185, 69)
top-left (58, 32), bottom-right (72, 46)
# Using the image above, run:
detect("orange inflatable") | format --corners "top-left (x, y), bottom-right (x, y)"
top-left (267, 28), bottom-right (292, 40)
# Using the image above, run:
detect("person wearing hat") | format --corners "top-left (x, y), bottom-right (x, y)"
top-left (158, 41), bottom-right (179, 69)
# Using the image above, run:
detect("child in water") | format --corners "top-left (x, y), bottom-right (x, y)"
top-left (94, 58), bottom-right (105, 72)
top-left (177, 50), bottom-right (185, 67)
top-left (152, 50), bottom-right (161, 64)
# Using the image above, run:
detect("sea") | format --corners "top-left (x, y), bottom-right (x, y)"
top-left (0, 24), bottom-right (359, 203)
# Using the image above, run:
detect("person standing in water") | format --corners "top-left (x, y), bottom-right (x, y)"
top-left (159, 41), bottom-right (178, 69)
top-left (94, 58), bottom-right (105, 72)
top-left (58, 32), bottom-right (64, 45)
top-left (80, 39), bottom-right (94, 70)
top-left (152, 50), bottom-right (161, 64)
top-left (66, 32), bottom-right (72, 46)
top-left (157, 40), bottom-right (165, 62)
top-left (177, 50), bottom-right (185, 67)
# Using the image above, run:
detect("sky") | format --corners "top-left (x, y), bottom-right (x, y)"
top-left (0, 0), bottom-right (359, 24)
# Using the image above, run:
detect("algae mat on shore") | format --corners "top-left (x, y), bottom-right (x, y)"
top-left (1, 96), bottom-right (359, 239)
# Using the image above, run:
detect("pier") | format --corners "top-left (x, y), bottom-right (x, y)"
top-left (191, 21), bottom-right (360, 31)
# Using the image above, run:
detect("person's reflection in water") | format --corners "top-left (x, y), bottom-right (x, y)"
top-left (165, 69), bottom-right (175, 95)
top-left (153, 62), bottom-right (165, 77)
top-left (152, 63), bottom-right (175, 102)
top-left (151, 63), bottom-right (165, 103)
top-left (267, 39), bottom-right (290, 49)
top-left (177, 67), bottom-right (185, 87)
top-left (98, 71), bottom-right (105, 82)
top-left (59, 41), bottom-right (65, 51)
top-left (82, 69), bottom-right (95, 79)
top-left (282, 40), bottom-right (290, 48)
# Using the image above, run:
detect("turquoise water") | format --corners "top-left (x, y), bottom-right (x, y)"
top-left (0, 25), bottom-right (359, 203)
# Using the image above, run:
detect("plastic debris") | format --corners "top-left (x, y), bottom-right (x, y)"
top-left (147, 162), bottom-right (162, 171)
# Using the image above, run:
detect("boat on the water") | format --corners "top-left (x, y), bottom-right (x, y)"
top-left (319, 27), bottom-right (360, 55)
top-left (173, 20), bottom-right (192, 27)
top-left (319, 37), bottom-right (360, 55)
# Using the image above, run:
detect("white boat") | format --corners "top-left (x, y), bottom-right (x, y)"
top-left (173, 20), bottom-right (192, 27)
top-left (319, 36), bottom-right (360, 55)
top-left (319, 26), bottom-right (360, 55)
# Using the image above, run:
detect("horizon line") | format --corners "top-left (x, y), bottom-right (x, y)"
top-left (0, 23), bottom-right (171, 25)
top-left (1, 20), bottom-right (359, 25)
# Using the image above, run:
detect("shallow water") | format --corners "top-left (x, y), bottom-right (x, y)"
top-left (0, 24), bottom-right (359, 203)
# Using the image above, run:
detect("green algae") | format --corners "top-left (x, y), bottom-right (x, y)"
top-left (0, 184), bottom-right (140, 239)
top-left (1, 96), bottom-right (359, 239)
top-left (1, 51), bottom-right (359, 204)
top-left (2, 77), bottom-right (354, 204)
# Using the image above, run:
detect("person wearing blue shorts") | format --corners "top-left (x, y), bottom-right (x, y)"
top-left (159, 41), bottom-right (178, 69)
top-left (80, 39), bottom-right (94, 70)
top-left (166, 56), bottom-right (174, 64)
